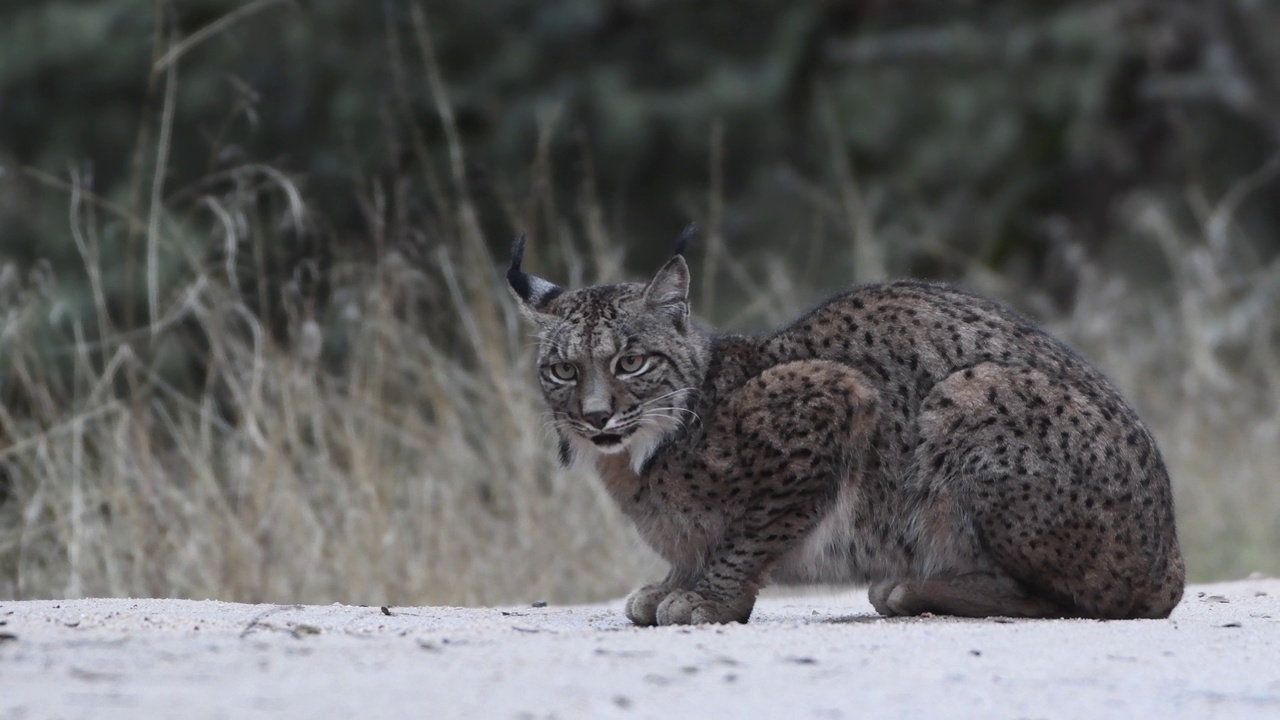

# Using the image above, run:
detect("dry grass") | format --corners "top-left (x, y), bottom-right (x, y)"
top-left (0, 180), bottom-right (658, 605)
top-left (1, 8), bottom-right (665, 607)
top-left (3, 167), bottom-right (1276, 605)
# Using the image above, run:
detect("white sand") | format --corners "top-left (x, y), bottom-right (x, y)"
top-left (2, 578), bottom-right (1278, 719)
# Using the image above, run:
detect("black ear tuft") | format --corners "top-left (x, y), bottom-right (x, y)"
top-left (673, 223), bottom-right (698, 257)
top-left (507, 234), bottom-right (532, 301)
top-left (506, 234), bottom-right (564, 316)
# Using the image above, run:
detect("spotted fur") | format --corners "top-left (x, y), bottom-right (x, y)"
top-left (509, 240), bottom-right (1185, 625)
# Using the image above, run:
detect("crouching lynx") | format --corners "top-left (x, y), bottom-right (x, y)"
top-left (508, 233), bottom-right (1184, 625)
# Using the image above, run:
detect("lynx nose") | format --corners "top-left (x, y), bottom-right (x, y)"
top-left (582, 411), bottom-right (612, 430)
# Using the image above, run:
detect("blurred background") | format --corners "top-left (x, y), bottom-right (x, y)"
top-left (1, 0), bottom-right (1277, 605)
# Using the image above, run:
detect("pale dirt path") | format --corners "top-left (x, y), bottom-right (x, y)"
top-left (1, 579), bottom-right (1277, 720)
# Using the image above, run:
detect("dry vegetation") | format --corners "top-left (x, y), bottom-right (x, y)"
top-left (3, 169), bottom-right (1276, 606)
top-left (0, 181), bottom-right (659, 605)
top-left (1, 12), bottom-right (1277, 606)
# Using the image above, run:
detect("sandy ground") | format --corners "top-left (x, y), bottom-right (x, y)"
top-left (1, 578), bottom-right (1278, 720)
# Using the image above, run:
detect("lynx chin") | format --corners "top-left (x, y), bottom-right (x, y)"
top-left (508, 232), bottom-right (1184, 625)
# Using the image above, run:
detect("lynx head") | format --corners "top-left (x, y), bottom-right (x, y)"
top-left (508, 229), bottom-right (709, 473)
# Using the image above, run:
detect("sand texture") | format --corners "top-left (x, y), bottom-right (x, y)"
top-left (2, 578), bottom-right (1278, 719)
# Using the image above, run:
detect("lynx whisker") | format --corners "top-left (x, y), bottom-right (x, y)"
top-left (639, 407), bottom-right (701, 426)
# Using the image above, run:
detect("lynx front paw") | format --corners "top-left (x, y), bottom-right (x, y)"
top-left (624, 584), bottom-right (673, 626)
top-left (655, 590), bottom-right (750, 625)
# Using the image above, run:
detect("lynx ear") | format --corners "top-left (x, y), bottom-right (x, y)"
top-left (506, 234), bottom-right (563, 324)
top-left (643, 254), bottom-right (691, 328)
top-left (642, 223), bottom-right (696, 323)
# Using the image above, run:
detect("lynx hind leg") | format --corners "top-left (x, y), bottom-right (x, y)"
top-left (872, 572), bottom-right (1067, 618)
top-left (914, 362), bottom-right (1185, 619)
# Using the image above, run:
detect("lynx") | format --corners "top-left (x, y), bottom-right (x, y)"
top-left (508, 233), bottom-right (1185, 625)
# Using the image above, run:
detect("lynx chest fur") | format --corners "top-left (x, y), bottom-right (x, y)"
top-left (508, 237), bottom-right (1184, 625)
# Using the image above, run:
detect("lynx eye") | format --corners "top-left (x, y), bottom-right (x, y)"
top-left (548, 362), bottom-right (578, 382)
top-left (615, 353), bottom-right (648, 375)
